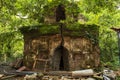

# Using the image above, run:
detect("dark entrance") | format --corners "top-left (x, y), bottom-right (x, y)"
top-left (52, 45), bottom-right (69, 71)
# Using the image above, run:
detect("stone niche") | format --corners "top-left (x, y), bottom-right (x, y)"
top-left (20, 24), bottom-right (100, 72)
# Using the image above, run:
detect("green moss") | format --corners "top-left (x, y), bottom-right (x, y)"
top-left (20, 23), bottom-right (99, 34)
top-left (19, 24), bottom-right (59, 35)
top-left (19, 23), bottom-right (99, 44)
top-left (64, 23), bottom-right (99, 44)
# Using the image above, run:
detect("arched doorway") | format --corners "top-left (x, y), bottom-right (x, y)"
top-left (52, 45), bottom-right (69, 71)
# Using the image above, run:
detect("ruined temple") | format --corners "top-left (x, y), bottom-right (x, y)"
top-left (20, 4), bottom-right (100, 72)
top-left (20, 24), bottom-right (100, 72)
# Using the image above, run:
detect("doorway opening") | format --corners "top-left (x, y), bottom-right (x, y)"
top-left (52, 45), bottom-right (69, 71)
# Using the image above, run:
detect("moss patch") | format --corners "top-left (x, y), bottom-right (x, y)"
top-left (19, 23), bottom-right (99, 44)
top-left (19, 24), bottom-right (59, 35)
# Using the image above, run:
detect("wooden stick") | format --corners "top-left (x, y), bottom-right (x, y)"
top-left (72, 69), bottom-right (94, 77)
top-left (0, 74), bottom-right (4, 78)
top-left (93, 75), bottom-right (103, 80)
top-left (36, 59), bottom-right (49, 62)
top-left (94, 72), bottom-right (102, 75)
top-left (32, 59), bottom-right (49, 70)
top-left (1, 75), bottom-right (16, 80)
top-left (44, 60), bottom-right (48, 72)
top-left (32, 60), bottom-right (37, 70)
top-left (43, 71), bottom-right (72, 76)
top-left (17, 66), bottom-right (26, 72)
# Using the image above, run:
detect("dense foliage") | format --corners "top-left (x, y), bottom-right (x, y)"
top-left (0, 0), bottom-right (120, 69)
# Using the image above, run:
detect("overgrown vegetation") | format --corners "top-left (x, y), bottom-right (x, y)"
top-left (0, 0), bottom-right (120, 70)
top-left (20, 23), bottom-right (99, 46)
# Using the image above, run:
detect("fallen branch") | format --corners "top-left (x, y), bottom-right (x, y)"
top-left (93, 75), bottom-right (103, 80)
top-left (72, 69), bottom-right (94, 77)
top-left (44, 69), bottom-right (94, 77)
top-left (44, 71), bottom-right (72, 76)
top-left (0, 74), bottom-right (4, 79)
top-left (1, 75), bottom-right (16, 80)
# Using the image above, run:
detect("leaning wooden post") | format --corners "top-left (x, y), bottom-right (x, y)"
top-left (111, 27), bottom-right (120, 64)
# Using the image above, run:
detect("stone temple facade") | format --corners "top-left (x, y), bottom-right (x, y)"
top-left (20, 24), bottom-right (100, 72)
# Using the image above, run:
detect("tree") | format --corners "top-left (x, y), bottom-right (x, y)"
top-left (0, 0), bottom-right (120, 66)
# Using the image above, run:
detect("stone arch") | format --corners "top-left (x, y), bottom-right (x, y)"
top-left (52, 45), bottom-right (69, 71)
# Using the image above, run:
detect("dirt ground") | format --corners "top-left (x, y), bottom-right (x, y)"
top-left (0, 64), bottom-right (96, 80)
top-left (1, 62), bottom-right (120, 80)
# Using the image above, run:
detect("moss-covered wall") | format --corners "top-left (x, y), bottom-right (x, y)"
top-left (20, 23), bottom-right (100, 71)
top-left (20, 23), bottom-right (99, 44)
